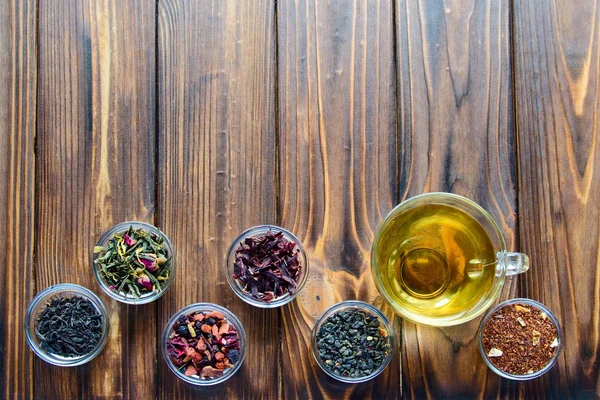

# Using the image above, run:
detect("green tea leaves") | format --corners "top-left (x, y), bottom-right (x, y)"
top-left (94, 226), bottom-right (171, 298)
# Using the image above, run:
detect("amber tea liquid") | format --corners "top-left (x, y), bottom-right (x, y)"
top-left (374, 203), bottom-right (497, 319)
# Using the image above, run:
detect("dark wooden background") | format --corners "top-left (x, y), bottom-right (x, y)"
top-left (1, 0), bottom-right (599, 398)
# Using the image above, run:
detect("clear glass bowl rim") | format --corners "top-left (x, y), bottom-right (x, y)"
top-left (310, 300), bottom-right (395, 383)
top-left (24, 283), bottom-right (110, 366)
top-left (225, 224), bottom-right (309, 308)
top-left (478, 297), bottom-right (562, 380)
top-left (92, 221), bottom-right (176, 305)
top-left (161, 302), bottom-right (247, 386)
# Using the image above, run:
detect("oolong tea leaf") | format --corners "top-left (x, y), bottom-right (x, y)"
top-left (232, 230), bottom-right (302, 302)
top-left (316, 308), bottom-right (391, 379)
top-left (94, 226), bottom-right (171, 298)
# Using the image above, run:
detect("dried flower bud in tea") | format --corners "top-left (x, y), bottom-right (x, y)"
top-left (482, 303), bottom-right (558, 375)
top-left (316, 308), bottom-right (391, 379)
top-left (166, 310), bottom-right (241, 380)
top-left (94, 226), bottom-right (171, 298)
top-left (36, 296), bottom-right (103, 358)
top-left (232, 230), bottom-right (302, 303)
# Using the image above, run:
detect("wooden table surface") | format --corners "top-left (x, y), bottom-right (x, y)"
top-left (2, 0), bottom-right (599, 398)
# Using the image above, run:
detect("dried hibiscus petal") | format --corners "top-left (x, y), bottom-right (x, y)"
top-left (232, 230), bottom-right (303, 303)
top-left (166, 343), bottom-right (186, 361)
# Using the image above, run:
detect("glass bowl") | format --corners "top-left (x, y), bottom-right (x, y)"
top-left (478, 298), bottom-right (562, 380)
top-left (92, 221), bottom-right (176, 305)
top-left (24, 283), bottom-right (110, 366)
top-left (310, 300), bottom-right (395, 383)
top-left (225, 225), bottom-right (309, 308)
top-left (162, 303), bottom-right (247, 386)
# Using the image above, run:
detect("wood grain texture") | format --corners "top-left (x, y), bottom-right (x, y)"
top-left (0, 0), bottom-right (36, 398)
top-left (277, 0), bottom-right (400, 397)
top-left (515, 0), bottom-right (600, 397)
top-left (395, 0), bottom-right (518, 397)
top-left (36, 0), bottom-right (156, 398)
top-left (157, 1), bottom-right (278, 398)
top-left (3, 0), bottom-right (597, 397)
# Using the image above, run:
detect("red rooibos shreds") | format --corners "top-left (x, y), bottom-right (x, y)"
top-left (482, 303), bottom-right (558, 375)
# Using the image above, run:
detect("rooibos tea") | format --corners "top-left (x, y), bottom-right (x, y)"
top-left (482, 302), bottom-right (559, 375)
top-left (36, 296), bottom-right (103, 358)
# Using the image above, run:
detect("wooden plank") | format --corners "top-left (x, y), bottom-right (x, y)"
top-left (157, 1), bottom-right (278, 397)
top-left (277, 0), bottom-right (400, 397)
top-left (36, 0), bottom-right (156, 398)
top-left (514, 0), bottom-right (600, 397)
top-left (395, 0), bottom-right (517, 397)
top-left (0, 0), bottom-right (36, 398)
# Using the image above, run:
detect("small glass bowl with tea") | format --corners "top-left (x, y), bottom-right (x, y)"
top-left (24, 283), bottom-right (110, 366)
top-left (225, 225), bottom-right (309, 308)
top-left (162, 303), bottom-right (246, 386)
top-left (310, 300), bottom-right (395, 383)
top-left (92, 221), bottom-right (176, 305)
top-left (478, 298), bottom-right (562, 380)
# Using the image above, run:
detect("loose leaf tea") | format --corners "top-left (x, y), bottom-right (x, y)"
top-left (166, 310), bottom-right (241, 379)
top-left (316, 308), bottom-right (391, 379)
top-left (36, 296), bottom-right (103, 358)
top-left (232, 230), bottom-right (302, 302)
top-left (94, 226), bottom-right (171, 298)
top-left (482, 303), bottom-right (559, 375)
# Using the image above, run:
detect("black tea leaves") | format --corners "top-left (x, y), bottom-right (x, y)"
top-left (36, 296), bottom-right (103, 358)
